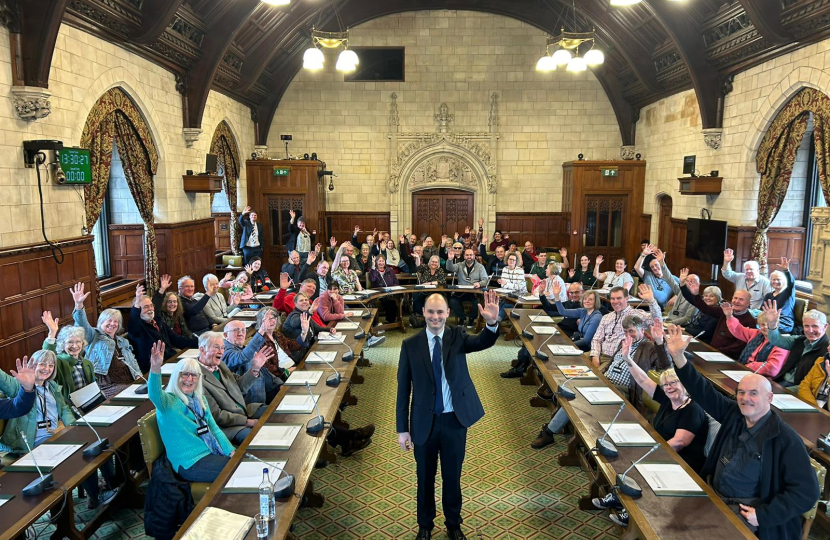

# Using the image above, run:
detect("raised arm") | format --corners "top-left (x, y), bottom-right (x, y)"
top-left (592, 255), bottom-right (604, 280)
top-left (70, 282), bottom-right (96, 343)
top-left (720, 248), bottom-right (740, 283)
top-left (633, 245), bottom-right (653, 278)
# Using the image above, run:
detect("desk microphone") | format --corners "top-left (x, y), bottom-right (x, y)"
top-left (20, 431), bottom-right (54, 496)
top-left (533, 332), bottom-right (560, 361)
top-left (318, 356), bottom-right (343, 387)
top-left (817, 432), bottom-right (830, 454)
top-left (343, 316), bottom-right (366, 339)
top-left (449, 268), bottom-right (458, 289)
top-left (354, 299), bottom-right (373, 319)
top-left (304, 382), bottom-right (325, 434)
top-left (245, 452), bottom-right (295, 499)
top-left (134, 373), bottom-right (149, 395)
top-left (615, 443), bottom-right (661, 498)
top-left (595, 402), bottom-right (626, 458)
top-left (71, 406), bottom-right (110, 457)
top-left (522, 310), bottom-right (545, 338)
top-left (555, 373), bottom-right (584, 401)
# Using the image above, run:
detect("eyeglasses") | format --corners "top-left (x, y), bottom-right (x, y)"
top-left (208, 344), bottom-right (225, 352)
top-left (180, 372), bottom-right (201, 380)
top-left (661, 380), bottom-right (679, 388)
top-left (225, 328), bottom-right (246, 335)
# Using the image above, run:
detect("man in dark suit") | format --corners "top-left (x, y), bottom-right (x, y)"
top-left (396, 290), bottom-right (501, 540)
top-left (238, 205), bottom-right (264, 264)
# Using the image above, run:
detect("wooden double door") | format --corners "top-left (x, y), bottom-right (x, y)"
top-left (412, 189), bottom-right (473, 243)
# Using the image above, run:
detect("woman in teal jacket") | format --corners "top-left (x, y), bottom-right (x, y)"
top-left (0, 350), bottom-right (75, 454)
top-left (147, 340), bottom-right (235, 482)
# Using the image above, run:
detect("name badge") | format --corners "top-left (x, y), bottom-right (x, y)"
top-left (196, 425), bottom-right (209, 436)
top-left (37, 420), bottom-right (51, 430)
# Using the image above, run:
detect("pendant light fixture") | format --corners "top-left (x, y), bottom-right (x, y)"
top-left (536, 0), bottom-right (603, 73)
top-left (303, 1), bottom-right (359, 73)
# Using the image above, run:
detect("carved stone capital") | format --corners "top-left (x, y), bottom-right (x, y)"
top-left (620, 145), bottom-right (636, 160)
top-left (702, 128), bottom-right (723, 150)
top-left (10, 86), bottom-right (51, 121)
top-left (253, 145), bottom-right (268, 159)
top-left (182, 127), bottom-right (202, 148)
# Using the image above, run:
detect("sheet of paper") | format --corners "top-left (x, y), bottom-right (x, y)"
top-left (531, 326), bottom-right (558, 335)
top-left (275, 394), bottom-right (320, 414)
top-left (455, 285), bottom-right (475, 289)
top-left (254, 294), bottom-right (274, 300)
top-left (69, 381), bottom-right (105, 408)
top-left (557, 365), bottom-right (597, 378)
top-left (111, 384), bottom-right (150, 401)
top-left (161, 362), bottom-right (180, 375)
top-left (530, 315), bottom-right (555, 323)
top-left (772, 394), bottom-right (818, 412)
top-left (349, 310), bottom-right (364, 317)
top-left (178, 349), bottom-right (201, 358)
top-left (598, 422), bottom-right (656, 445)
top-left (354, 289), bottom-right (377, 295)
top-left (306, 351), bottom-right (338, 364)
top-left (418, 284), bottom-right (438, 289)
top-left (317, 332), bottom-right (345, 344)
top-left (242, 320), bottom-right (256, 328)
top-left (335, 322), bottom-right (359, 330)
top-left (384, 286), bottom-right (406, 291)
top-left (224, 460), bottom-right (288, 491)
top-left (248, 424), bottom-right (302, 451)
top-left (284, 371), bottom-right (323, 386)
top-left (519, 295), bottom-right (541, 302)
top-left (11, 444), bottom-right (84, 469)
top-left (342, 295), bottom-right (358, 300)
top-left (635, 463), bottom-right (705, 495)
top-left (232, 310), bottom-right (259, 317)
top-left (547, 344), bottom-right (584, 356)
top-left (76, 404), bottom-right (135, 425)
top-left (492, 288), bottom-right (512, 294)
top-left (720, 370), bottom-right (752, 383)
top-left (696, 351), bottom-right (733, 363)
top-left (181, 507), bottom-right (254, 540)
top-left (0, 496), bottom-right (11, 507)
top-left (577, 386), bottom-right (624, 404)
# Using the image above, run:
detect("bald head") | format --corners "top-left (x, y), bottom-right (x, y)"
top-left (223, 320), bottom-right (247, 346)
top-left (731, 290), bottom-right (751, 312)
top-left (423, 293), bottom-right (450, 334)
top-left (736, 373), bottom-right (773, 426)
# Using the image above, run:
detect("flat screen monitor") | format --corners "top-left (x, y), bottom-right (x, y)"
top-left (685, 218), bottom-right (727, 264)
top-left (205, 153), bottom-right (218, 174)
top-left (683, 155), bottom-right (696, 175)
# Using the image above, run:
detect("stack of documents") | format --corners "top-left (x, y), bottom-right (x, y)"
top-left (285, 371), bottom-right (323, 386)
top-left (306, 351), bottom-right (338, 364)
top-left (492, 288), bottom-right (512, 294)
top-left (531, 326), bottom-right (558, 335)
top-left (578, 387), bottom-right (624, 404)
top-left (224, 460), bottom-right (289, 492)
top-left (112, 384), bottom-right (150, 401)
top-left (519, 295), bottom-right (540, 302)
top-left (232, 310), bottom-right (259, 317)
top-left (255, 294), bottom-right (274, 300)
top-left (720, 370), bottom-right (752, 383)
top-left (248, 424), bottom-right (302, 450)
top-left (772, 394), bottom-right (817, 412)
top-left (634, 463), bottom-right (705, 496)
top-left (69, 381), bottom-right (106, 411)
top-left (557, 365), bottom-right (597, 378)
top-left (335, 322), bottom-right (359, 330)
top-left (354, 289), bottom-right (377, 295)
top-left (75, 405), bottom-right (135, 426)
top-left (181, 507), bottom-right (253, 540)
top-left (597, 422), bottom-right (656, 446)
top-left (529, 315), bottom-right (555, 323)
top-left (275, 394), bottom-right (320, 414)
top-left (8, 444), bottom-right (84, 471)
top-left (349, 310), bottom-right (364, 317)
top-left (456, 285), bottom-right (475, 290)
top-left (384, 285), bottom-right (406, 291)
top-left (547, 344), bottom-right (584, 356)
top-left (697, 351), bottom-right (733, 363)
top-left (342, 295), bottom-right (358, 300)
top-left (317, 332), bottom-right (346, 343)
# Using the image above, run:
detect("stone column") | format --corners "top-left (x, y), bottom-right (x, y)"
top-left (808, 207), bottom-right (830, 308)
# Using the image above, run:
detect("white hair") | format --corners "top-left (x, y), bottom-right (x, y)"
top-left (202, 273), bottom-right (218, 289)
top-left (198, 331), bottom-right (224, 351)
top-left (178, 275), bottom-right (195, 291)
top-left (31, 350), bottom-right (58, 382)
top-left (165, 358), bottom-right (205, 405)
top-left (804, 310), bottom-right (828, 325)
top-left (96, 309), bottom-right (123, 334)
top-left (743, 260), bottom-right (760, 273)
top-left (56, 326), bottom-right (87, 355)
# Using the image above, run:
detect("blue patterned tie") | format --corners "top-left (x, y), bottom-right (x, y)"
top-left (432, 336), bottom-right (444, 415)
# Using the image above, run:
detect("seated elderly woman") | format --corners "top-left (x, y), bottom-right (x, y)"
top-left (682, 277), bottom-right (722, 344)
top-left (153, 287), bottom-right (193, 339)
top-left (798, 355), bottom-right (830, 409)
top-left (256, 306), bottom-right (306, 368)
top-left (543, 282), bottom-right (602, 351)
top-left (763, 258), bottom-right (796, 333)
top-left (317, 280), bottom-right (356, 323)
top-left (148, 341), bottom-right (235, 483)
top-left (201, 273), bottom-right (239, 327)
top-left (532, 262), bottom-right (568, 302)
top-left (368, 254), bottom-right (399, 327)
top-left (41, 311), bottom-right (96, 402)
top-left (71, 282), bottom-right (142, 398)
top-left (332, 254), bottom-right (363, 294)
top-left (724, 301), bottom-right (788, 378)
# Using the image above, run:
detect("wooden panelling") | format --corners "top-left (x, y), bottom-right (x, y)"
top-left (326, 212), bottom-right (391, 246)
top-left (246, 160), bottom-right (327, 270)
top-left (108, 226), bottom-right (146, 279)
top-left (640, 214), bottom-right (653, 245)
top-left (213, 212), bottom-right (232, 252)
top-left (0, 237), bottom-right (96, 373)
top-left (494, 213), bottom-right (570, 251)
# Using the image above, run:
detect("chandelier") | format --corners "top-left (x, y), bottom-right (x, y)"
top-left (536, 28), bottom-right (604, 72)
top-left (302, 2), bottom-right (359, 72)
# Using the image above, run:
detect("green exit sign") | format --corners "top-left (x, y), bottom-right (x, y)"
top-left (600, 167), bottom-right (618, 177)
top-left (58, 148), bottom-right (92, 184)
top-left (273, 167), bottom-right (291, 176)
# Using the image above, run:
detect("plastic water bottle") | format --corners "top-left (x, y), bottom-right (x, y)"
top-left (259, 467), bottom-right (275, 520)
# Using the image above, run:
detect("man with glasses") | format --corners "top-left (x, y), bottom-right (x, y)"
top-left (129, 284), bottom-right (198, 372)
top-left (222, 320), bottom-right (286, 403)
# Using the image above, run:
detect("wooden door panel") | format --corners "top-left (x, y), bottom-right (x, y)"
top-left (413, 189), bottom-right (474, 242)
top-left (443, 194), bottom-right (473, 240)
top-left (413, 194), bottom-right (443, 242)
top-left (583, 195), bottom-right (626, 261)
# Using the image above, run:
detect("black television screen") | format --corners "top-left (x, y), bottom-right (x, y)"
top-left (685, 218), bottom-right (728, 264)
top-left (683, 155), bottom-right (696, 175)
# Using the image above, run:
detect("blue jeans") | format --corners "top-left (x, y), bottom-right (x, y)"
top-left (178, 454), bottom-right (230, 483)
top-left (547, 408), bottom-right (569, 433)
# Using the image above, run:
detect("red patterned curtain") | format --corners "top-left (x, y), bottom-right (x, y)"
top-left (752, 88), bottom-right (830, 261)
top-left (210, 121), bottom-right (242, 255)
top-left (81, 87), bottom-right (160, 293)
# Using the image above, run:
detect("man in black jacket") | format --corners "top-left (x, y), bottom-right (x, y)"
top-left (397, 291), bottom-right (500, 540)
top-left (477, 239), bottom-right (506, 278)
top-left (130, 285), bottom-right (197, 372)
top-left (168, 275), bottom-right (219, 335)
top-left (666, 325), bottom-right (818, 539)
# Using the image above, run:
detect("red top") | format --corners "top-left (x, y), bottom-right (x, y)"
top-left (272, 288), bottom-right (325, 326)
top-left (317, 291), bottom-right (347, 322)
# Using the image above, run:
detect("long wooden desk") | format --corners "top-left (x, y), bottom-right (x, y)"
top-left (508, 308), bottom-right (755, 540)
top-left (172, 310), bottom-right (377, 540)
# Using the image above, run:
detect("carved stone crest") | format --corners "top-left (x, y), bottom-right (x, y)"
top-left (620, 145), bottom-right (636, 160)
top-left (411, 155), bottom-right (476, 188)
top-left (703, 128), bottom-right (723, 150)
top-left (434, 102), bottom-right (454, 133)
top-left (11, 86), bottom-right (52, 120)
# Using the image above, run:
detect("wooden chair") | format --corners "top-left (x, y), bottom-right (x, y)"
top-left (802, 457), bottom-right (826, 540)
top-left (640, 370), bottom-right (662, 415)
top-left (794, 298), bottom-right (807, 328)
top-left (137, 410), bottom-right (211, 502)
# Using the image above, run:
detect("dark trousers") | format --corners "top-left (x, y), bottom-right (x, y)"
top-left (448, 293), bottom-right (478, 323)
top-left (178, 454), bottom-right (230, 483)
top-left (516, 346), bottom-right (531, 369)
top-left (414, 412), bottom-right (467, 530)
top-left (380, 298), bottom-right (398, 323)
top-left (242, 246), bottom-right (262, 264)
top-left (81, 455), bottom-right (118, 499)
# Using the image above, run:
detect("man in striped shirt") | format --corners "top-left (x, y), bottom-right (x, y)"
top-left (590, 285), bottom-right (663, 371)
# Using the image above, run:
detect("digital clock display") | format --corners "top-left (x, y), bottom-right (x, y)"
top-left (58, 148), bottom-right (92, 184)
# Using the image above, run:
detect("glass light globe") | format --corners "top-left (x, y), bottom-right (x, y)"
top-left (584, 48), bottom-right (604, 66)
top-left (566, 56), bottom-right (587, 72)
top-left (339, 49), bottom-right (359, 66)
top-left (551, 48), bottom-right (572, 66)
top-left (303, 47), bottom-right (324, 70)
top-left (536, 55), bottom-right (556, 72)
top-left (336, 55), bottom-right (356, 72)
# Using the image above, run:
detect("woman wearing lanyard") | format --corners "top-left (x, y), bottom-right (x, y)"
top-left (593, 255), bottom-right (634, 292)
top-left (368, 255), bottom-right (400, 325)
top-left (543, 282), bottom-right (602, 352)
top-left (148, 341), bottom-right (235, 482)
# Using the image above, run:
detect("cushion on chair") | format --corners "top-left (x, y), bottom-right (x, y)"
top-left (222, 255), bottom-right (243, 267)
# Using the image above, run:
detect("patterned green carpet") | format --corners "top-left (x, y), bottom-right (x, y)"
top-left (291, 329), bottom-right (618, 540)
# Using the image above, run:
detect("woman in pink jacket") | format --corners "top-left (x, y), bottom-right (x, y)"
top-left (723, 302), bottom-right (788, 378)
top-left (317, 280), bottom-right (355, 323)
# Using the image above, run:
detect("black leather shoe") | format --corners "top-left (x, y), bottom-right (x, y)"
top-left (447, 527), bottom-right (467, 540)
top-left (415, 527), bottom-right (432, 540)
top-left (353, 423), bottom-right (376, 440)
